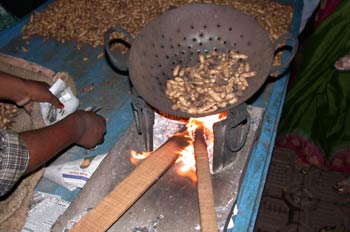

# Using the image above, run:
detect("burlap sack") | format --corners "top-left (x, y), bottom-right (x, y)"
top-left (0, 53), bottom-right (77, 232)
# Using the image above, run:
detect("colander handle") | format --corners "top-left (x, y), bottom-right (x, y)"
top-left (269, 32), bottom-right (299, 75)
top-left (104, 27), bottom-right (135, 72)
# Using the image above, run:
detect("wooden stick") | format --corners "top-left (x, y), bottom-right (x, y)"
top-left (194, 127), bottom-right (218, 232)
top-left (70, 129), bottom-right (191, 232)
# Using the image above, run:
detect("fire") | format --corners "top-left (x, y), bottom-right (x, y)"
top-left (130, 150), bottom-right (151, 165)
top-left (175, 144), bottom-right (197, 182)
top-left (130, 112), bottom-right (226, 183)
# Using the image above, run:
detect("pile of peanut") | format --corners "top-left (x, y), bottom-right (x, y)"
top-left (21, 0), bottom-right (293, 49)
top-left (0, 103), bottom-right (18, 129)
top-left (166, 50), bottom-right (256, 114)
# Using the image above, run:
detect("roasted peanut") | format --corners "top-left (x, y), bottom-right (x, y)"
top-left (166, 50), bottom-right (256, 114)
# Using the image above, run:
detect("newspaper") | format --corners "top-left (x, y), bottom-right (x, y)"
top-left (44, 153), bottom-right (108, 191)
top-left (21, 192), bottom-right (71, 232)
top-left (40, 78), bottom-right (79, 125)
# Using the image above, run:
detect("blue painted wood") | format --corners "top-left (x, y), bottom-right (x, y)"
top-left (230, 0), bottom-right (303, 231)
top-left (0, 5), bottom-right (134, 201)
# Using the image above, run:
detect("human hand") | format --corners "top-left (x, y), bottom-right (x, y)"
top-left (73, 110), bottom-right (106, 148)
top-left (19, 79), bottom-right (64, 112)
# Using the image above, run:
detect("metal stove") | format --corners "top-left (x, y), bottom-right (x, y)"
top-left (103, 91), bottom-right (264, 232)
top-left (131, 88), bottom-right (251, 174)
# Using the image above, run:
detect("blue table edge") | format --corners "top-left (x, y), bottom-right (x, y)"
top-left (230, 0), bottom-right (303, 231)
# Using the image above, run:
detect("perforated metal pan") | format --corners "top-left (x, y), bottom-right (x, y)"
top-left (104, 3), bottom-right (298, 118)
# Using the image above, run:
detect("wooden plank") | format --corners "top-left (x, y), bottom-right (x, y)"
top-left (70, 129), bottom-right (191, 232)
top-left (194, 128), bottom-right (218, 232)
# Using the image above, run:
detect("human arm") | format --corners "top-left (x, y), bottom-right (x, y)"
top-left (20, 110), bottom-right (106, 174)
top-left (0, 70), bottom-right (63, 109)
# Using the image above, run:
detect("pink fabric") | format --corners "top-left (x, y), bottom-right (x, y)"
top-left (276, 134), bottom-right (350, 174)
top-left (315, 0), bottom-right (341, 28)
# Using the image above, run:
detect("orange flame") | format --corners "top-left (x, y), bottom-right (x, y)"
top-left (175, 144), bottom-right (197, 183)
top-left (130, 150), bottom-right (151, 165)
top-left (129, 113), bottom-right (226, 183)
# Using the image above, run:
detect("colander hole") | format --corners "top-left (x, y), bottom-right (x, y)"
top-left (229, 27), bottom-right (232, 31)
top-left (181, 51), bottom-right (185, 55)
top-left (172, 62), bottom-right (176, 65)
top-left (161, 45), bottom-right (164, 48)
top-left (188, 46), bottom-right (192, 50)
top-left (240, 34), bottom-right (244, 38)
top-left (203, 25), bottom-right (207, 29)
top-left (199, 42), bottom-right (203, 46)
top-left (190, 25), bottom-right (194, 29)
top-left (179, 60), bottom-right (183, 64)
top-left (217, 24), bottom-right (221, 28)
top-left (223, 41), bottom-right (227, 45)
top-left (177, 43), bottom-right (181, 47)
top-left (183, 37), bottom-right (186, 41)
top-left (158, 64), bottom-right (162, 68)
top-left (166, 55), bottom-right (169, 59)
top-left (177, 29), bottom-right (181, 33)
top-left (234, 42), bottom-right (237, 46)
top-left (214, 48), bottom-right (217, 52)
top-left (170, 45), bottom-right (174, 49)
top-left (151, 43), bottom-right (155, 48)
top-left (199, 33), bottom-right (204, 37)
top-left (154, 54), bottom-right (159, 58)
top-left (209, 37), bottom-right (213, 41)
top-left (247, 41), bottom-right (251, 46)
top-left (161, 34), bottom-right (165, 38)
top-left (192, 38), bottom-right (197, 42)
top-left (204, 49), bottom-right (208, 53)
top-left (190, 52), bottom-right (194, 55)
top-left (217, 37), bottom-right (221, 41)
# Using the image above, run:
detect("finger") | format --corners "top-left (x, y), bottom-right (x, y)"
top-left (48, 94), bottom-right (64, 109)
top-left (24, 102), bottom-right (34, 113)
top-left (39, 81), bottom-right (51, 89)
top-left (98, 137), bottom-right (105, 145)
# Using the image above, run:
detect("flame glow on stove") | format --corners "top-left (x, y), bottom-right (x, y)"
top-left (130, 113), bottom-right (226, 183)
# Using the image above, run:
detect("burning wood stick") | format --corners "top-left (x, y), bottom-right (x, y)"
top-left (194, 127), bottom-right (218, 232)
top-left (70, 129), bottom-right (191, 232)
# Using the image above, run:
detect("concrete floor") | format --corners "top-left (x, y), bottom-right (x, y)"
top-left (254, 148), bottom-right (350, 232)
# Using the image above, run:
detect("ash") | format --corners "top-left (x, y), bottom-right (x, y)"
top-left (132, 215), bottom-right (164, 232)
top-left (153, 113), bottom-right (186, 150)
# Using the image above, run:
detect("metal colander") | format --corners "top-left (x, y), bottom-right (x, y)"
top-left (104, 3), bottom-right (298, 118)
